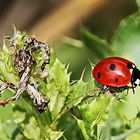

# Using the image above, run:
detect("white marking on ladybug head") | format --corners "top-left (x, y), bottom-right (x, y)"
top-left (129, 64), bottom-right (137, 74)
top-left (132, 64), bottom-right (136, 68)
top-left (134, 79), bottom-right (140, 85)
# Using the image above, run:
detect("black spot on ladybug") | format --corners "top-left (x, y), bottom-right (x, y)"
top-left (110, 64), bottom-right (116, 71)
top-left (127, 63), bottom-right (133, 69)
top-left (97, 72), bottom-right (101, 79)
top-left (115, 78), bottom-right (118, 83)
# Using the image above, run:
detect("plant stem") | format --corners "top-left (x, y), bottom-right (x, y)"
top-left (111, 125), bottom-right (140, 140)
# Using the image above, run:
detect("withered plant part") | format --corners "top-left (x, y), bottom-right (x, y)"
top-left (0, 36), bottom-right (50, 112)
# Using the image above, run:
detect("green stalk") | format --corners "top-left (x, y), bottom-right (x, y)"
top-left (111, 125), bottom-right (140, 140)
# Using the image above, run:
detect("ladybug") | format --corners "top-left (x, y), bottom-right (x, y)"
top-left (92, 57), bottom-right (140, 93)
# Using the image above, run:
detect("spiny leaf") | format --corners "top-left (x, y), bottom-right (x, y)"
top-left (77, 95), bottom-right (112, 139)
top-left (72, 114), bottom-right (92, 140)
top-left (0, 41), bottom-right (19, 85)
top-left (44, 58), bottom-right (71, 121)
top-left (20, 116), bottom-right (41, 140)
top-left (46, 128), bottom-right (63, 140)
top-left (79, 95), bottom-right (111, 124)
top-left (66, 78), bottom-right (96, 108)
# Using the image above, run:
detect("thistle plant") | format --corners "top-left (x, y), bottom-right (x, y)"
top-left (1, 2), bottom-right (140, 138)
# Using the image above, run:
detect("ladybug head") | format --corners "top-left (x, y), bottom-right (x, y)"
top-left (130, 64), bottom-right (140, 88)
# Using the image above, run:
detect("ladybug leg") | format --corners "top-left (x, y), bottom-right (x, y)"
top-left (125, 86), bottom-right (135, 94)
top-left (98, 86), bottom-right (118, 97)
top-left (106, 87), bottom-right (123, 99)
top-left (97, 89), bottom-right (103, 97)
top-left (130, 82), bottom-right (136, 94)
top-left (99, 85), bottom-right (109, 94)
top-left (132, 87), bottom-right (135, 94)
top-left (126, 88), bottom-right (129, 95)
top-left (110, 90), bottom-right (121, 99)
top-left (118, 86), bottom-right (129, 95)
top-left (97, 85), bottom-right (106, 97)
top-left (121, 86), bottom-right (134, 95)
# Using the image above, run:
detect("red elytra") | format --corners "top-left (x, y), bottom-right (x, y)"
top-left (92, 57), bottom-right (140, 92)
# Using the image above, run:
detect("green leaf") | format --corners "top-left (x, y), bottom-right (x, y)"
top-left (45, 59), bottom-right (70, 121)
top-left (66, 80), bottom-right (89, 108)
top-left (20, 116), bottom-right (41, 140)
top-left (136, 0), bottom-right (140, 8)
top-left (46, 128), bottom-right (63, 140)
top-left (72, 115), bottom-right (91, 140)
top-left (79, 95), bottom-right (111, 124)
top-left (77, 95), bottom-right (112, 139)
top-left (49, 59), bottom-right (70, 96)
top-left (66, 78), bottom-right (96, 108)
top-left (111, 11), bottom-right (140, 65)
top-left (80, 28), bottom-right (114, 60)
top-left (0, 41), bottom-right (19, 85)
